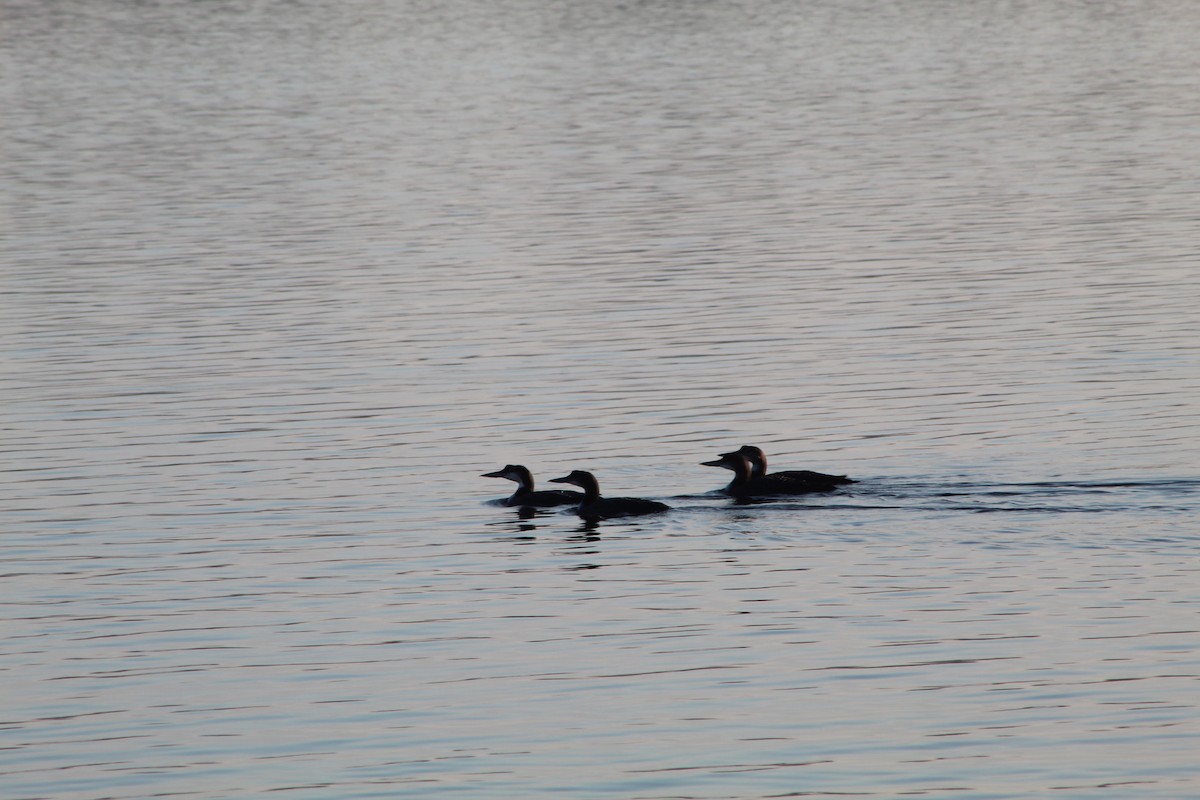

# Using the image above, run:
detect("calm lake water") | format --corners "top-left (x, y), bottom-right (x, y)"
top-left (3, 1), bottom-right (1199, 798)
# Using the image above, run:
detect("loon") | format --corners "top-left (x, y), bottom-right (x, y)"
top-left (548, 470), bottom-right (670, 520)
top-left (725, 445), bottom-right (854, 488)
top-left (482, 464), bottom-right (583, 508)
top-left (703, 451), bottom-right (848, 497)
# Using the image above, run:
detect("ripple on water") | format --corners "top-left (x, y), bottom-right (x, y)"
top-left (3, 0), bottom-right (1200, 798)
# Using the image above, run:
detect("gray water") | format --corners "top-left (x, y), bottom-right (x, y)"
top-left (3, 1), bottom-right (1200, 798)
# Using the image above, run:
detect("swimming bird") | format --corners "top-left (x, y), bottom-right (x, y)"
top-left (702, 451), bottom-right (848, 497)
top-left (548, 470), bottom-right (670, 520)
top-left (724, 445), bottom-right (854, 489)
top-left (482, 464), bottom-right (583, 508)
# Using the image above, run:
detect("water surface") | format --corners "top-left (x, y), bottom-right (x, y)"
top-left (3, 1), bottom-right (1199, 798)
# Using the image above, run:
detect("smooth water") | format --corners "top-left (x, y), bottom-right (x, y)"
top-left (3, 1), bottom-right (1199, 798)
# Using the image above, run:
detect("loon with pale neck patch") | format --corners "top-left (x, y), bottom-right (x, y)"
top-left (548, 470), bottom-right (670, 520)
top-left (482, 464), bottom-right (583, 508)
top-left (723, 445), bottom-right (853, 489)
top-left (703, 451), bottom-right (850, 497)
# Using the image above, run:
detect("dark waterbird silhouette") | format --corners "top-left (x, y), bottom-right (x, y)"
top-left (549, 470), bottom-right (670, 520)
top-left (703, 450), bottom-right (851, 498)
top-left (724, 445), bottom-right (854, 489)
top-left (482, 464), bottom-right (583, 508)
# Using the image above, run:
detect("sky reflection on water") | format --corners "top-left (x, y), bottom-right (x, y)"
top-left (3, 1), bottom-right (1200, 798)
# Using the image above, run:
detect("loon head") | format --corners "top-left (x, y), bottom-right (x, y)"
top-left (702, 452), bottom-right (753, 481)
top-left (725, 445), bottom-right (767, 476)
top-left (482, 464), bottom-right (535, 490)
top-left (549, 470), bottom-right (600, 496)
top-left (732, 445), bottom-right (765, 461)
top-left (702, 452), bottom-right (750, 471)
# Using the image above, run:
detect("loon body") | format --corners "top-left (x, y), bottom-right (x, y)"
top-left (548, 470), bottom-right (670, 520)
top-left (726, 445), bottom-right (854, 489)
top-left (703, 451), bottom-right (848, 497)
top-left (483, 464), bottom-right (583, 508)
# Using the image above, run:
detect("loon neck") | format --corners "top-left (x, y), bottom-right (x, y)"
top-left (741, 449), bottom-right (767, 477)
top-left (725, 457), bottom-right (753, 488)
top-left (502, 466), bottom-right (535, 494)
top-left (577, 475), bottom-right (601, 503)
